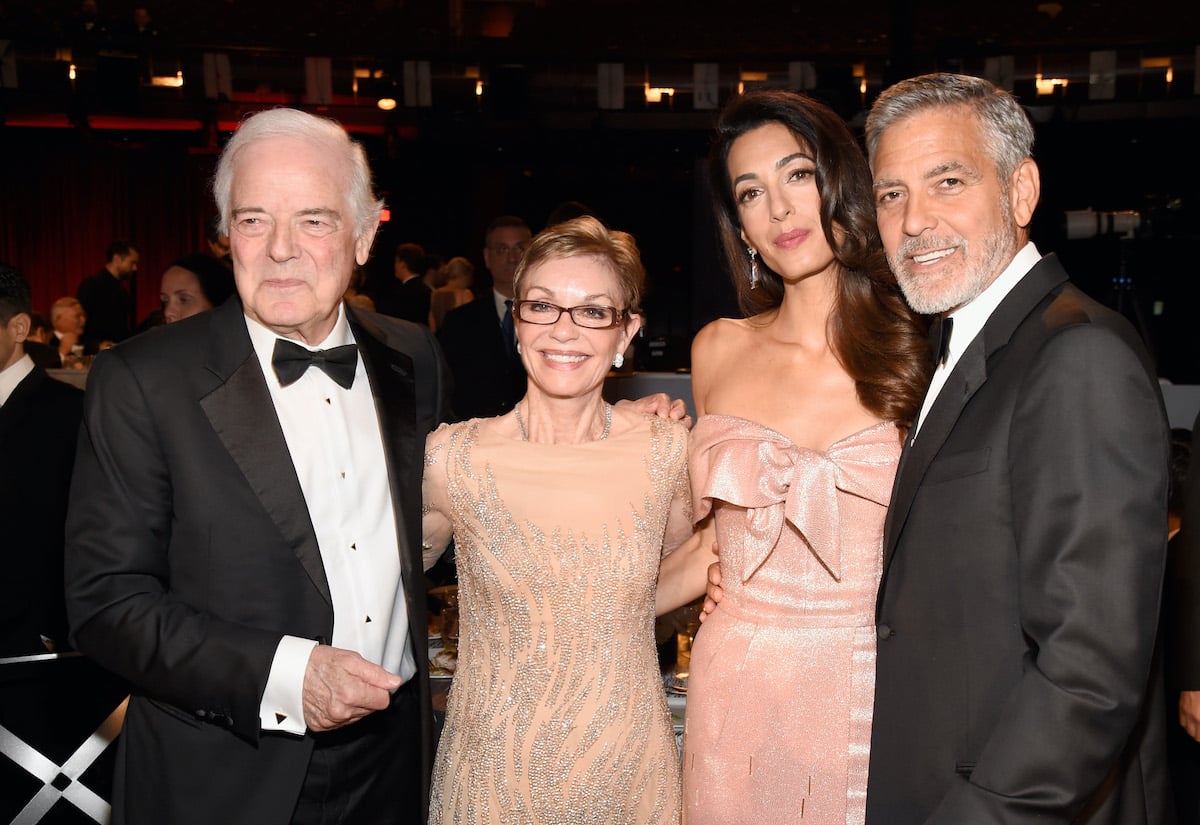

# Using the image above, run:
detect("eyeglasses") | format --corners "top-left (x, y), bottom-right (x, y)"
top-left (513, 300), bottom-right (627, 329)
top-left (488, 243), bottom-right (527, 257)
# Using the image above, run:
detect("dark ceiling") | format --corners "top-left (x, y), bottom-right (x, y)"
top-left (6, 0), bottom-right (1196, 57)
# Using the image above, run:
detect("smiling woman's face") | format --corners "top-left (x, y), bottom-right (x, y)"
top-left (515, 254), bottom-right (640, 401)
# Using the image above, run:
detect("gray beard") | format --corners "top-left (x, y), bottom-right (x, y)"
top-left (890, 213), bottom-right (1017, 315)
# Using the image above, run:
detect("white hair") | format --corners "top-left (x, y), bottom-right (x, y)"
top-left (212, 108), bottom-right (383, 240)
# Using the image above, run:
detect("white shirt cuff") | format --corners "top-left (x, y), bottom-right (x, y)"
top-left (259, 635), bottom-right (318, 736)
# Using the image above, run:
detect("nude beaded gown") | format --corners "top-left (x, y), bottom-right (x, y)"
top-left (424, 414), bottom-right (692, 825)
top-left (683, 415), bottom-right (901, 825)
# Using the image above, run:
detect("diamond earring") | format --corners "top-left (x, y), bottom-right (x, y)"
top-left (747, 247), bottom-right (759, 290)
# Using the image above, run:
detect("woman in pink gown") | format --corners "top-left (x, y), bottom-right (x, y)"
top-left (657, 90), bottom-right (930, 824)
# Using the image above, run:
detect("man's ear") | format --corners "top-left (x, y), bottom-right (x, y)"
top-left (1009, 158), bottom-right (1040, 229)
top-left (355, 221), bottom-right (380, 267)
top-left (9, 312), bottom-right (31, 344)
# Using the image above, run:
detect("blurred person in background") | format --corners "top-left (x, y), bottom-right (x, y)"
top-left (429, 256), bottom-right (474, 332)
top-left (159, 252), bottom-right (237, 323)
top-left (77, 238), bottom-right (138, 348)
top-left (0, 263), bottom-right (82, 655)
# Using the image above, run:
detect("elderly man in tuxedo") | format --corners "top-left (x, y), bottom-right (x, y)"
top-left (863, 73), bottom-right (1170, 824)
top-left (65, 108), bottom-right (448, 825)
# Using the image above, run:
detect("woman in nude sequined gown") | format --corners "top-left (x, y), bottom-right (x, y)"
top-left (656, 91), bottom-right (930, 825)
top-left (423, 217), bottom-right (692, 825)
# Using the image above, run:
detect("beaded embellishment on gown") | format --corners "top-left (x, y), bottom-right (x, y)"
top-left (424, 415), bottom-right (692, 825)
top-left (683, 415), bottom-right (900, 825)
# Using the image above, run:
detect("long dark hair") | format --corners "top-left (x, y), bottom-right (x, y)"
top-left (708, 89), bottom-right (930, 429)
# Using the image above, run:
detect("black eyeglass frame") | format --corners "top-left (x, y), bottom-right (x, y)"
top-left (512, 299), bottom-right (628, 330)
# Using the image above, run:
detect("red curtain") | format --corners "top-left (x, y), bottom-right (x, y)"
top-left (0, 130), bottom-right (218, 326)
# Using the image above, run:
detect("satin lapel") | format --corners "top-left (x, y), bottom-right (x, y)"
top-left (197, 301), bottom-right (331, 606)
top-left (882, 341), bottom-right (988, 569)
top-left (881, 254), bottom-right (1070, 572)
top-left (348, 310), bottom-right (420, 593)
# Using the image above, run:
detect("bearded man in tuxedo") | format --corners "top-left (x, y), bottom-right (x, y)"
top-left (863, 73), bottom-right (1170, 825)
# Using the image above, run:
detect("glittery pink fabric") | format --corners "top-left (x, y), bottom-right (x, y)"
top-left (682, 415), bottom-right (900, 825)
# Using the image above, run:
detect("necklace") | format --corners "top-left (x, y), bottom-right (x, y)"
top-left (514, 401), bottom-right (612, 442)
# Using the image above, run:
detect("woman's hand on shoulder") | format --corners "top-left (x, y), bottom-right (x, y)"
top-left (616, 394), bottom-right (692, 429)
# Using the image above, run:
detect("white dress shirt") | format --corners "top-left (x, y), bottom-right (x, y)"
top-left (246, 306), bottom-right (415, 735)
top-left (492, 288), bottom-right (511, 324)
top-left (0, 353), bottom-right (34, 406)
top-left (912, 242), bottom-right (1043, 440)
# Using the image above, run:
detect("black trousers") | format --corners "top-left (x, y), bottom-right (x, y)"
top-left (292, 679), bottom-right (424, 825)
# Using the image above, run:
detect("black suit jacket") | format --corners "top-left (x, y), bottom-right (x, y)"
top-left (64, 298), bottom-right (449, 825)
top-left (23, 340), bottom-right (63, 370)
top-left (867, 255), bottom-right (1171, 824)
top-left (1172, 412), bottom-right (1200, 685)
top-left (77, 269), bottom-right (132, 345)
top-left (374, 276), bottom-right (433, 327)
top-left (0, 364), bottom-right (82, 654)
top-left (437, 293), bottom-right (526, 419)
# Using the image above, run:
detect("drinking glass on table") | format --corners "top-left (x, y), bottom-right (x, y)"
top-left (441, 590), bottom-right (460, 656)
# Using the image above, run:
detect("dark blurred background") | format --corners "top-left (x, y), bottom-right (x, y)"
top-left (1, 0), bottom-right (1197, 379)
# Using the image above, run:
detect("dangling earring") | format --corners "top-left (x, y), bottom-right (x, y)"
top-left (747, 247), bottom-right (759, 290)
top-left (516, 341), bottom-right (522, 354)
top-left (612, 352), bottom-right (625, 369)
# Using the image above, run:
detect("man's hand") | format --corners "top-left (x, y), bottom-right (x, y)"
top-left (1180, 690), bottom-right (1200, 742)
top-left (302, 645), bottom-right (403, 732)
top-left (617, 393), bottom-right (693, 430)
top-left (699, 560), bottom-right (724, 623)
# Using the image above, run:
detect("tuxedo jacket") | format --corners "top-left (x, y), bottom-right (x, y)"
top-left (0, 365), bottom-right (82, 654)
top-left (437, 293), bottom-right (525, 419)
top-left (64, 298), bottom-right (449, 825)
top-left (866, 254), bottom-right (1172, 824)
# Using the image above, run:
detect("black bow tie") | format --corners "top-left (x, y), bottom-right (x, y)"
top-left (929, 314), bottom-right (954, 367)
top-left (271, 338), bottom-right (358, 389)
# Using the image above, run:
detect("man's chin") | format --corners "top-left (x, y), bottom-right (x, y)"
top-left (897, 279), bottom-right (955, 315)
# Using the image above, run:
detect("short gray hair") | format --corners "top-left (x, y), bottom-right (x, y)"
top-left (865, 73), bottom-right (1035, 184)
top-left (50, 296), bottom-right (83, 325)
top-left (212, 108), bottom-right (383, 240)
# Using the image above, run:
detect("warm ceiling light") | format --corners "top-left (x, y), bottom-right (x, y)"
top-left (377, 97), bottom-right (397, 110)
top-left (644, 83), bottom-right (674, 103)
top-left (1034, 73), bottom-right (1068, 95)
top-left (475, 81), bottom-right (484, 97)
top-left (68, 63), bottom-right (77, 81)
top-left (151, 71), bottom-right (184, 88)
top-left (740, 71), bottom-right (768, 82)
